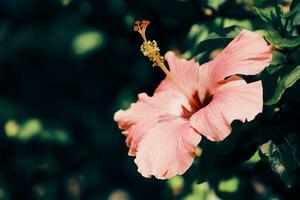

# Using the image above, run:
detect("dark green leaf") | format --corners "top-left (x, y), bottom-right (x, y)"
top-left (291, 45), bottom-right (300, 64)
top-left (292, 11), bottom-right (300, 26)
top-left (253, 6), bottom-right (282, 23)
top-left (266, 51), bottom-right (287, 74)
top-left (263, 30), bottom-right (300, 49)
top-left (194, 25), bottom-right (243, 56)
top-left (291, 0), bottom-right (300, 10)
top-left (271, 50), bottom-right (287, 65)
top-left (266, 65), bottom-right (300, 105)
top-left (288, 0), bottom-right (300, 26)
top-left (259, 140), bottom-right (297, 188)
top-left (266, 64), bottom-right (284, 74)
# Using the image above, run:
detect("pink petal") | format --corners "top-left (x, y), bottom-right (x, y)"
top-left (155, 51), bottom-right (199, 98)
top-left (211, 29), bottom-right (272, 81)
top-left (114, 91), bottom-right (191, 156)
top-left (197, 61), bottom-right (212, 103)
top-left (190, 78), bottom-right (263, 141)
top-left (135, 118), bottom-right (201, 179)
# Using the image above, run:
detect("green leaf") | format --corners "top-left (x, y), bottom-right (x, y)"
top-left (253, 6), bottom-right (282, 23)
top-left (288, 0), bottom-right (300, 26)
top-left (271, 50), bottom-right (288, 65)
top-left (263, 30), bottom-right (300, 49)
top-left (266, 64), bottom-right (284, 74)
top-left (266, 65), bottom-right (300, 105)
top-left (291, 45), bottom-right (300, 64)
top-left (259, 140), bottom-right (297, 188)
top-left (194, 25), bottom-right (243, 56)
top-left (291, 0), bottom-right (300, 10)
top-left (266, 51), bottom-right (288, 74)
top-left (292, 11), bottom-right (300, 26)
top-left (245, 151), bottom-right (261, 164)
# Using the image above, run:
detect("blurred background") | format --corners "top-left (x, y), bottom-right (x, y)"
top-left (0, 0), bottom-right (298, 199)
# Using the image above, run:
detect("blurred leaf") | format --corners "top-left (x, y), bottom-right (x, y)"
top-left (17, 119), bottom-right (42, 140)
top-left (188, 24), bottom-right (210, 47)
top-left (62, 0), bottom-right (72, 7)
top-left (218, 177), bottom-right (239, 193)
top-left (259, 140), bottom-right (298, 188)
top-left (136, 0), bottom-right (198, 19)
top-left (0, 98), bottom-right (26, 120)
top-left (194, 25), bottom-right (243, 57)
top-left (106, 0), bottom-right (126, 15)
top-left (0, 187), bottom-right (10, 200)
top-left (5, 120), bottom-right (20, 137)
top-left (291, 0), bottom-right (300, 10)
top-left (207, 0), bottom-right (226, 10)
top-left (167, 176), bottom-right (184, 190)
top-left (4, 119), bottom-right (71, 144)
top-left (167, 176), bottom-right (184, 197)
top-left (184, 182), bottom-right (220, 200)
top-left (222, 19), bottom-right (253, 30)
top-left (266, 65), bottom-right (300, 105)
top-left (262, 30), bottom-right (300, 49)
top-left (72, 30), bottom-right (106, 56)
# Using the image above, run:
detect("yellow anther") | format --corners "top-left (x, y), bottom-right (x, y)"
top-left (140, 40), bottom-right (164, 67)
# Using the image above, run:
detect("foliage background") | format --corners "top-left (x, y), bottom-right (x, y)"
top-left (0, 0), bottom-right (299, 199)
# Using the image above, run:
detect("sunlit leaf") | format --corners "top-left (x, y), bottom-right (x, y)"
top-left (262, 30), bottom-right (300, 49)
top-left (245, 151), bottom-right (261, 164)
top-left (207, 0), bottom-right (226, 10)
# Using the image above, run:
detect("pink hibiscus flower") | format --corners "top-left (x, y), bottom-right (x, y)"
top-left (114, 20), bottom-right (272, 179)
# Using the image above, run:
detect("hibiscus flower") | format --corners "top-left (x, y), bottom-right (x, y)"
top-left (114, 20), bottom-right (272, 179)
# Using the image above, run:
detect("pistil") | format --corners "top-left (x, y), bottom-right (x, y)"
top-left (134, 20), bottom-right (198, 107)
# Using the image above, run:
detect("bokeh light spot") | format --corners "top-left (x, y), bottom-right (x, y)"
top-left (62, 0), bottom-right (72, 7)
top-left (5, 120), bottom-right (19, 137)
top-left (218, 177), bottom-right (239, 193)
top-left (72, 31), bottom-right (106, 56)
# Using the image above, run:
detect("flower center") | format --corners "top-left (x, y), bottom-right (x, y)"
top-left (134, 20), bottom-right (198, 107)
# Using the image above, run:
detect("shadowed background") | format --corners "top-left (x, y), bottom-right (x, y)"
top-left (0, 0), bottom-right (299, 200)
